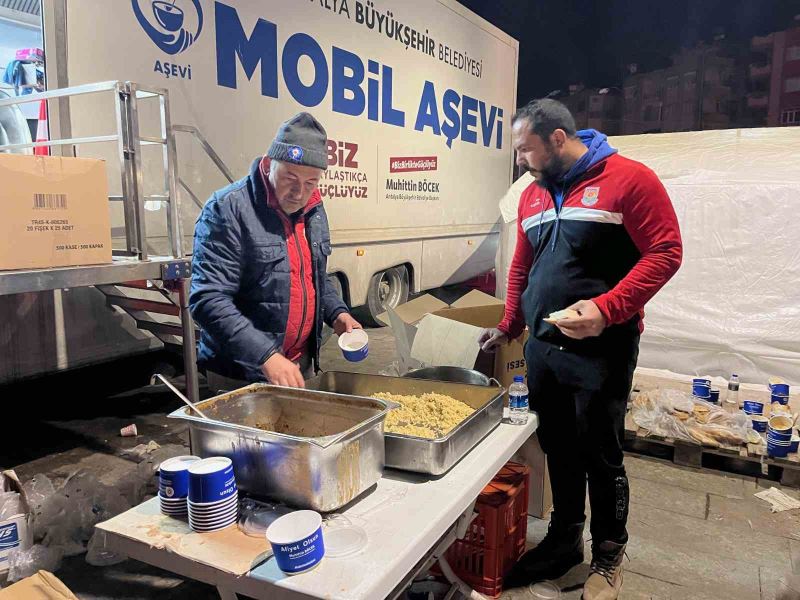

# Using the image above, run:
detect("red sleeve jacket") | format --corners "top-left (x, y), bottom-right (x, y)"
top-left (498, 153), bottom-right (683, 346)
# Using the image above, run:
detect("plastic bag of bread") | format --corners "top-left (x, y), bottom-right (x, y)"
top-left (660, 389), bottom-right (695, 413)
top-left (630, 388), bottom-right (749, 448)
top-left (632, 398), bottom-right (693, 440)
top-left (686, 425), bottom-right (721, 447)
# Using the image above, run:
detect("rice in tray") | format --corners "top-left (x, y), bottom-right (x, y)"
top-left (372, 391), bottom-right (475, 439)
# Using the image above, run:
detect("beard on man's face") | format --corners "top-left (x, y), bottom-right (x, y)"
top-left (529, 151), bottom-right (566, 188)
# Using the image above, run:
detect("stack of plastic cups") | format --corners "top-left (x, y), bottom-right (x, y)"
top-left (187, 457), bottom-right (239, 532)
top-left (159, 456), bottom-right (201, 517)
top-left (767, 415), bottom-right (793, 458)
top-left (742, 400), bottom-right (768, 433)
top-left (770, 382), bottom-right (790, 407)
top-left (692, 378), bottom-right (711, 400)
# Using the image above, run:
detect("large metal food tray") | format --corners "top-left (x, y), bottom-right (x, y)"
top-left (168, 384), bottom-right (396, 512)
top-left (307, 372), bottom-right (505, 475)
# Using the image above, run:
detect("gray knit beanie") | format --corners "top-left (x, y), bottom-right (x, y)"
top-left (267, 112), bottom-right (328, 170)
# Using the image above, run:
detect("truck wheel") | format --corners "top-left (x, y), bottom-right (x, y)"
top-left (365, 266), bottom-right (409, 327)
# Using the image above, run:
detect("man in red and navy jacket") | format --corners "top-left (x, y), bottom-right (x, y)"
top-left (480, 100), bottom-right (682, 598)
top-left (191, 113), bottom-right (361, 390)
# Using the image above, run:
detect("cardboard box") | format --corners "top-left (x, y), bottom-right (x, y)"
top-left (0, 570), bottom-right (79, 600)
top-left (0, 471), bottom-right (32, 575)
top-left (379, 289), bottom-right (528, 389)
top-left (511, 433), bottom-right (553, 519)
top-left (380, 290), bottom-right (552, 517)
top-left (0, 155), bottom-right (112, 271)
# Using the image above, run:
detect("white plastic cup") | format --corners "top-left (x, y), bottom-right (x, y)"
top-left (120, 424), bottom-right (138, 437)
top-left (267, 510), bottom-right (325, 574)
top-left (338, 329), bottom-right (369, 362)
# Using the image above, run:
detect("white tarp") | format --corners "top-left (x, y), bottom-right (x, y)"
top-left (494, 128), bottom-right (800, 384)
top-left (498, 171), bottom-right (535, 224)
top-left (495, 172), bottom-right (533, 299)
top-left (611, 127), bottom-right (800, 385)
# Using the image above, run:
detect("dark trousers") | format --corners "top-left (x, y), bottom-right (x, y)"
top-left (525, 334), bottom-right (639, 544)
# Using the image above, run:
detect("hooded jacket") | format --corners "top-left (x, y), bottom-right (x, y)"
top-left (498, 130), bottom-right (683, 354)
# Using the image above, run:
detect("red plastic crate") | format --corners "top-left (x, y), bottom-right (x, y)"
top-left (438, 462), bottom-right (530, 598)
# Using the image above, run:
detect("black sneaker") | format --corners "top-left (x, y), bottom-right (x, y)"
top-left (503, 520), bottom-right (585, 589)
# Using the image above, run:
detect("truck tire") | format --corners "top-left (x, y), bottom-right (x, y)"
top-left (365, 266), bottom-right (409, 327)
top-left (322, 274), bottom-right (345, 346)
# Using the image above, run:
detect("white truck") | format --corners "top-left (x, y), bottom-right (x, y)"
top-left (0, 0), bottom-right (519, 381)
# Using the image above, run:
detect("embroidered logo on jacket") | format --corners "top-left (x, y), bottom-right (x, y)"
top-left (581, 187), bottom-right (600, 206)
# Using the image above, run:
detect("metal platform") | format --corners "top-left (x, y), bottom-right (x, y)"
top-left (0, 256), bottom-right (191, 296)
top-left (0, 81), bottom-right (199, 402)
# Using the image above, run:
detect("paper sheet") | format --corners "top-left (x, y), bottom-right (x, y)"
top-left (386, 308), bottom-right (423, 373)
top-left (410, 314), bottom-right (482, 369)
top-left (754, 487), bottom-right (800, 513)
top-left (96, 497), bottom-right (270, 576)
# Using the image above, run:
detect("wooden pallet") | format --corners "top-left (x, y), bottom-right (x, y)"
top-left (624, 410), bottom-right (800, 486)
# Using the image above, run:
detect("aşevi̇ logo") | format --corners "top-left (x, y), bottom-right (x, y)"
top-left (132, 0), bottom-right (204, 55)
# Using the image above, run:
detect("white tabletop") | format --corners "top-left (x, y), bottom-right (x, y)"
top-left (103, 416), bottom-right (537, 600)
top-left (249, 416), bottom-right (537, 600)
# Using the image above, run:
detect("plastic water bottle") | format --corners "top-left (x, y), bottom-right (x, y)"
top-left (725, 373), bottom-right (740, 413)
top-left (509, 375), bottom-right (529, 425)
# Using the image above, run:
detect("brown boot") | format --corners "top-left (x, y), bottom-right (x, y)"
top-left (582, 540), bottom-right (625, 600)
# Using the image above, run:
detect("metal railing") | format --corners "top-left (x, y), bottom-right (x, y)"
top-left (0, 80), bottom-right (184, 261)
top-left (172, 124), bottom-right (234, 210)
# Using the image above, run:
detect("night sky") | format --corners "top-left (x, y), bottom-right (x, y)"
top-left (455, 0), bottom-right (800, 105)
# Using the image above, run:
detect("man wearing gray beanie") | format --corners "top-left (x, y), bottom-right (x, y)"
top-left (190, 112), bottom-right (361, 389)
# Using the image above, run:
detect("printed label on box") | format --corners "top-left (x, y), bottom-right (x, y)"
top-left (0, 522), bottom-right (20, 556)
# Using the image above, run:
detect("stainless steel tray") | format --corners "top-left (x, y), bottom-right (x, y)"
top-left (307, 372), bottom-right (505, 475)
top-left (168, 384), bottom-right (396, 512)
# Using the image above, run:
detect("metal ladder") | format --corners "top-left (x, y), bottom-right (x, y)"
top-left (0, 80), bottom-right (201, 401)
top-left (98, 279), bottom-right (197, 351)
top-left (98, 124), bottom-right (234, 352)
